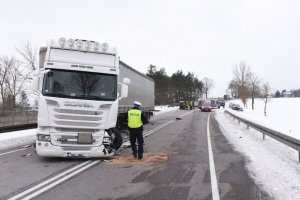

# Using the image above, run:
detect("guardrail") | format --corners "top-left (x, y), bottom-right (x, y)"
top-left (0, 110), bottom-right (37, 127)
top-left (0, 123), bottom-right (37, 133)
top-left (225, 110), bottom-right (300, 163)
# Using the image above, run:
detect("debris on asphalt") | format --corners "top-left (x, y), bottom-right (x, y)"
top-left (106, 153), bottom-right (168, 164)
top-left (20, 153), bottom-right (31, 157)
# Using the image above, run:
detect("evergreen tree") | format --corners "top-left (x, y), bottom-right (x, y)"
top-left (275, 90), bottom-right (281, 98)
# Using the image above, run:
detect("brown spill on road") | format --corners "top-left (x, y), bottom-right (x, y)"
top-left (105, 153), bottom-right (168, 164)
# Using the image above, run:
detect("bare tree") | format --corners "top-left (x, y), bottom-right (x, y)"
top-left (261, 82), bottom-right (271, 117)
top-left (202, 77), bottom-right (214, 98)
top-left (5, 57), bottom-right (30, 110)
top-left (0, 56), bottom-right (12, 112)
top-left (249, 72), bottom-right (261, 110)
top-left (16, 41), bottom-right (38, 71)
top-left (16, 41), bottom-right (39, 99)
top-left (232, 62), bottom-right (251, 107)
top-left (227, 79), bottom-right (239, 98)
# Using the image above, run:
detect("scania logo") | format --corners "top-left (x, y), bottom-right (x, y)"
top-left (64, 101), bottom-right (94, 108)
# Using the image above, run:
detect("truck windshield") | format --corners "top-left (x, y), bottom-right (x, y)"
top-left (42, 69), bottom-right (117, 101)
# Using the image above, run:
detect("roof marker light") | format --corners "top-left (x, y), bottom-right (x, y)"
top-left (59, 37), bottom-right (66, 47)
top-left (101, 43), bottom-right (109, 51)
top-left (68, 39), bottom-right (75, 48)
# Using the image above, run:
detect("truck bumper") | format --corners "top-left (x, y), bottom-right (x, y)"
top-left (36, 141), bottom-right (114, 158)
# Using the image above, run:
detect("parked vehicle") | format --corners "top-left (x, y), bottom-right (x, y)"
top-left (230, 103), bottom-right (243, 111)
top-left (200, 101), bottom-right (212, 112)
top-left (217, 100), bottom-right (225, 108)
top-left (180, 101), bottom-right (193, 110)
top-left (211, 99), bottom-right (220, 109)
top-left (32, 38), bottom-right (155, 158)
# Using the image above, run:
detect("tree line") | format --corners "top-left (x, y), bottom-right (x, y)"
top-left (274, 89), bottom-right (300, 98)
top-left (146, 65), bottom-right (212, 105)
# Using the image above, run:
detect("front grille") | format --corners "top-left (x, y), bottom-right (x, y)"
top-left (55, 115), bottom-right (102, 121)
top-left (55, 121), bottom-right (100, 127)
top-left (52, 108), bottom-right (105, 128)
top-left (54, 108), bottom-right (103, 115)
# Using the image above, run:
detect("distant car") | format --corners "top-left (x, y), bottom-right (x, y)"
top-left (217, 100), bottom-right (225, 108)
top-left (200, 101), bottom-right (212, 112)
top-left (211, 99), bottom-right (220, 109)
top-left (231, 104), bottom-right (243, 111)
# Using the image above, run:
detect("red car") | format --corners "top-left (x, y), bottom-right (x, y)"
top-left (199, 101), bottom-right (212, 112)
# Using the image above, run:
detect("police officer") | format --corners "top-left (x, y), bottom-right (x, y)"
top-left (126, 101), bottom-right (147, 159)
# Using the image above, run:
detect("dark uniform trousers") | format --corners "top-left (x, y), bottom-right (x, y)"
top-left (129, 126), bottom-right (144, 158)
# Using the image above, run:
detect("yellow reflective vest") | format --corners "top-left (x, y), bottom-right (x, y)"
top-left (128, 109), bottom-right (143, 128)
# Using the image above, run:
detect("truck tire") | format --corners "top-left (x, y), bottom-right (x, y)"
top-left (110, 128), bottom-right (123, 150)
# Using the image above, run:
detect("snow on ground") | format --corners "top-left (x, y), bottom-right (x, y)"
top-left (154, 105), bottom-right (179, 115)
top-left (214, 98), bottom-right (300, 200)
top-left (226, 98), bottom-right (300, 140)
top-left (0, 129), bottom-right (36, 151)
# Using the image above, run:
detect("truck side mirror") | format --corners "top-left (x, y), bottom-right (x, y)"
top-left (120, 84), bottom-right (128, 99)
top-left (32, 69), bottom-right (50, 92)
top-left (32, 70), bottom-right (40, 92)
top-left (123, 78), bottom-right (130, 84)
top-left (32, 76), bottom-right (39, 92)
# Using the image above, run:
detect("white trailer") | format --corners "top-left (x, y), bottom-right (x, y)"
top-left (32, 38), bottom-right (154, 158)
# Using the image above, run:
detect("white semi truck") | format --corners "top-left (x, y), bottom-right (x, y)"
top-left (32, 38), bottom-right (154, 158)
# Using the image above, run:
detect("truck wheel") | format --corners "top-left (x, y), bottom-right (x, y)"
top-left (110, 128), bottom-right (123, 150)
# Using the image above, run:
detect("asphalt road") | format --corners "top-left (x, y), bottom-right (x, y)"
top-left (0, 109), bottom-right (272, 200)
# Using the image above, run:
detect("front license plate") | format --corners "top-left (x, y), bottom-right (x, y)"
top-left (78, 133), bottom-right (92, 144)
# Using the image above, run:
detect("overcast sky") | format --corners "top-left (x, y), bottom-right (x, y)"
top-left (1, 0), bottom-right (300, 97)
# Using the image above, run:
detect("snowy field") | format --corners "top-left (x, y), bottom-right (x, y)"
top-left (215, 97), bottom-right (300, 200)
top-left (226, 97), bottom-right (300, 140)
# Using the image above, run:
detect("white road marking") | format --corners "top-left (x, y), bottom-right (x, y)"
top-left (7, 160), bottom-right (97, 200)
top-left (178, 110), bottom-right (194, 118)
top-left (21, 161), bottom-right (100, 200)
top-left (207, 112), bottom-right (220, 200)
top-left (0, 147), bottom-right (28, 156)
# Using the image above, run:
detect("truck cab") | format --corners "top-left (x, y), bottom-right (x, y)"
top-left (32, 38), bottom-right (129, 158)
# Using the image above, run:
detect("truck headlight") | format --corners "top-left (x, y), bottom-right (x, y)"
top-left (101, 43), bottom-right (109, 51)
top-left (59, 37), bottom-right (66, 47)
top-left (37, 134), bottom-right (51, 142)
top-left (94, 42), bottom-right (100, 51)
top-left (76, 40), bottom-right (83, 49)
top-left (68, 39), bottom-right (75, 48)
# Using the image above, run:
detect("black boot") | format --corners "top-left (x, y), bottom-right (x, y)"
top-left (138, 154), bottom-right (143, 160)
